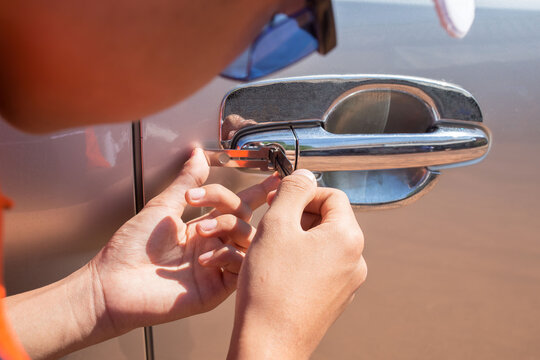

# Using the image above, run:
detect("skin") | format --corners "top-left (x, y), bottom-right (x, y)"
top-left (228, 171), bottom-right (367, 359)
top-left (0, 0), bottom-right (304, 132)
top-left (1, 0), bottom-right (367, 359)
top-left (5, 149), bottom-right (281, 359)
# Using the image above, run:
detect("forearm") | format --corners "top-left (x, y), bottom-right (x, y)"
top-left (4, 264), bottom-right (114, 360)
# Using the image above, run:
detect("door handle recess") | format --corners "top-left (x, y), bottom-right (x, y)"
top-left (216, 75), bottom-right (492, 209)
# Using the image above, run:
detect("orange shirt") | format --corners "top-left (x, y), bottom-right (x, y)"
top-left (0, 188), bottom-right (29, 360)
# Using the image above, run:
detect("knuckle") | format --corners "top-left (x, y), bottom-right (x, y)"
top-left (233, 217), bottom-right (252, 236)
top-left (352, 242), bottom-right (364, 260)
top-left (342, 227), bottom-right (364, 259)
top-left (343, 225), bottom-right (361, 242)
top-left (224, 114), bottom-right (243, 123)
top-left (352, 227), bottom-right (365, 252)
top-left (358, 230), bottom-right (365, 253)
top-left (329, 188), bottom-right (350, 204)
top-left (347, 260), bottom-right (368, 293)
top-left (357, 257), bottom-right (368, 285)
top-left (238, 201), bottom-right (253, 221)
top-left (281, 175), bottom-right (314, 193)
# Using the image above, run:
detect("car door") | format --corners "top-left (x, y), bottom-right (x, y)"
top-left (0, 121), bottom-right (147, 359)
top-left (140, 1), bottom-right (540, 359)
top-left (2, 1), bottom-right (539, 359)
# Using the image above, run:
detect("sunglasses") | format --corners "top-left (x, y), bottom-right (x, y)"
top-left (220, 0), bottom-right (336, 82)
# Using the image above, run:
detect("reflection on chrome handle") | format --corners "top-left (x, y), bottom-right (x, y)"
top-left (295, 122), bottom-right (490, 172)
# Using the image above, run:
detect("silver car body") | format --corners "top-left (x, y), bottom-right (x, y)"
top-left (1, 0), bottom-right (539, 358)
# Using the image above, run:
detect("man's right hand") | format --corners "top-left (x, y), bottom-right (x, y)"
top-left (228, 169), bottom-right (367, 360)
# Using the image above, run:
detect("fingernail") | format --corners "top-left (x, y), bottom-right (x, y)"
top-left (199, 218), bottom-right (217, 232)
top-left (187, 187), bottom-right (206, 201)
top-left (199, 250), bottom-right (214, 264)
top-left (292, 169), bottom-right (316, 183)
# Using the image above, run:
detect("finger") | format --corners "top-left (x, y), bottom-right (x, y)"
top-left (266, 189), bottom-right (277, 205)
top-left (186, 184), bottom-right (252, 222)
top-left (221, 114), bottom-right (258, 141)
top-left (267, 178), bottom-right (321, 230)
top-left (299, 187), bottom-right (359, 241)
top-left (196, 215), bottom-right (256, 249)
top-left (304, 187), bottom-right (356, 226)
top-left (198, 245), bottom-right (244, 274)
top-left (306, 189), bottom-right (363, 252)
top-left (266, 191), bottom-right (321, 231)
top-left (266, 169), bottom-right (318, 227)
top-left (146, 148), bottom-right (209, 215)
top-left (300, 212), bottom-right (321, 231)
top-left (236, 173), bottom-right (281, 210)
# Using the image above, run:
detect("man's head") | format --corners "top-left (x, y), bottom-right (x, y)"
top-left (0, 0), bottom-right (306, 133)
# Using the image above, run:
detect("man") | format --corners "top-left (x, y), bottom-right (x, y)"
top-left (0, 1), bottom-right (366, 359)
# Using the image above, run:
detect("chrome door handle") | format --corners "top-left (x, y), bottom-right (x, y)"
top-left (229, 120), bottom-right (489, 173)
top-left (213, 75), bottom-right (492, 209)
top-left (294, 121), bottom-right (489, 172)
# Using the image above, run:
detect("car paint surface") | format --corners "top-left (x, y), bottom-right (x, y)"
top-left (0, 121), bottom-right (146, 359)
top-left (1, 0), bottom-right (539, 359)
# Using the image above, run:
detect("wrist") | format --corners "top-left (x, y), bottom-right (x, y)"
top-left (70, 262), bottom-right (119, 345)
top-left (53, 263), bottom-right (118, 355)
top-left (4, 263), bottom-right (118, 359)
top-left (227, 308), bottom-right (311, 360)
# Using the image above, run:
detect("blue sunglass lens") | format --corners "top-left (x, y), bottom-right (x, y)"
top-left (221, 14), bottom-right (318, 81)
top-left (250, 17), bottom-right (318, 80)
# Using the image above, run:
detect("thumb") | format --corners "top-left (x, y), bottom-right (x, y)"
top-left (146, 148), bottom-right (209, 215)
top-left (267, 169), bottom-right (317, 226)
